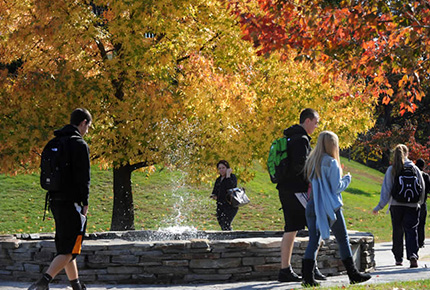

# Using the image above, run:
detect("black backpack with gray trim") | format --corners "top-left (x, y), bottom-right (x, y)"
top-left (391, 165), bottom-right (422, 203)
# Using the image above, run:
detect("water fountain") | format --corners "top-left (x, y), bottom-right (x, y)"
top-left (0, 145), bottom-right (375, 284)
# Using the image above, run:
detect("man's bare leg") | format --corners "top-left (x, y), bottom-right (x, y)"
top-left (46, 254), bottom-right (73, 278)
top-left (64, 259), bottom-right (78, 281)
top-left (28, 254), bottom-right (73, 290)
top-left (281, 231), bottom-right (297, 268)
top-left (278, 231), bottom-right (301, 282)
top-left (65, 259), bottom-right (85, 290)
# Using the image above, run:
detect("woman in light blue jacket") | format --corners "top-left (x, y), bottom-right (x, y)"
top-left (301, 131), bottom-right (371, 287)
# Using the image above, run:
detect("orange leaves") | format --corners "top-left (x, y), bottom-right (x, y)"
top-left (236, 0), bottom-right (430, 115)
top-left (382, 96), bottom-right (391, 105)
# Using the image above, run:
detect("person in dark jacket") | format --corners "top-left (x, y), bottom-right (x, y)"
top-left (29, 108), bottom-right (92, 290)
top-left (210, 160), bottom-right (238, 231)
top-left (416, 158), bottom-right (430, 248)
top-left (277, 108), bottom-right (323, 282)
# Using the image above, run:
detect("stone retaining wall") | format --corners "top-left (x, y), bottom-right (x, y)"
top-left (0, 230), bottom-right (374, 284)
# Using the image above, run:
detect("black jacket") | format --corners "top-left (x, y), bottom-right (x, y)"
top-left (51, 124), bottom-right (90, 206)
top-left (212, 174), bottom-right (237, 204)
top-left (422, 171), bottom-right (430, 202)
top-left (277, 124), bottom-right (311, 193)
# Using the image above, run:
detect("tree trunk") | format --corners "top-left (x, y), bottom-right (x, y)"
top-left (111, 164), bottom-right (135, 231)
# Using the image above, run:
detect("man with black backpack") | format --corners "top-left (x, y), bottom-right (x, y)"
top-left (29, 108), bottom-right (92, 290)
top-left (276, 108), bottom-right (323, 282)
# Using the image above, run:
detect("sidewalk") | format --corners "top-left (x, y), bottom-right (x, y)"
top-left (2, 240), bottom-right (430, 289)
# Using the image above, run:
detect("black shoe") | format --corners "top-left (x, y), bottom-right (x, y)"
top-left (314, 266), bottom-right (327, 280)
top-left (342, 256), bottom-right (371, 284)
top-left (410, 257), bottom-right (418, 268)
top-left (278, 266), bottom-right (301, 282)
top-left (70, 279), bottom-right (86, 290)
top-left (28, 282), bottom-right (49, 290)
top-left (301, 259), bottom-right (320, 287)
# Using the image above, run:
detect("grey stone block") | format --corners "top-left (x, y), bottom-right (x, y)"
top-left (253, 263), bottom-right (280, 272)
top-left (190, 239), bottom-right (210, 249)
top-left (218, 266), bottom-right (252, 274)
top-left (7, 251), bottom-right (33, 261)
top-left (0, 270), bottom-right (12, 275)
top-left (87, 254), bottom-right (109, 264)
top-left (191, 269), bottom-right (217, 274)
top-left (1, 240), bottom-right (20, 249)
top-left (265, 257), bottom-right (281, 263)
top-left (23, 263), bottom-right (40, 272)
top-left (107, 266), bottom-right (142, 274)
top-left (39, 241), bottom-right (55, 249)
top-left (221, 251), bottom-right (251, 258)
top-left (184, 273), bottom-right (231, 282)
top-left (34, 250), bottom-right (54, 262)
top-left (131, 273), bottom-right (157, 283)
top-left (5, 264), bottom-right (24, 271)
top-left (111, 255), bottom-right (139, 264)
top-left (190, 258), bottom-right (241, 269)
top-left (97, 274), bottom-right (131, 281)
top-left (163, 260), bottom-right (189, 267)
top-left (242, 257), bottom-right (266, 266)
top-left (144, 266), bottom-right (189, 275)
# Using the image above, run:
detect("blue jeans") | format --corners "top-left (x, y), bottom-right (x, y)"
top-left (304, 199), bottom-right (353, 260)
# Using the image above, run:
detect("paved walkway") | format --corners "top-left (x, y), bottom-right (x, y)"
top-left (2, 240), bottom-right (430, 289)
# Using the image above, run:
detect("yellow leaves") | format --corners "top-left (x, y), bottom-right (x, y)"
top-left (399, 74), bottom-right (409, 87)
top-left (0, 0), bottom-right (375, 187)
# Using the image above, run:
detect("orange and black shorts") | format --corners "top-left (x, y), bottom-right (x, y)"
top-left (50, 200), bottom-right (87, 259)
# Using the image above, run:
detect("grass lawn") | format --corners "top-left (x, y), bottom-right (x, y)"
top-left (1, 157), bottom-right (428, 243)
top-left (322, 279), bottom-right (430, 290)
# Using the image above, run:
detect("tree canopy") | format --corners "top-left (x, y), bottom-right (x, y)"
top-left (233, 0), bottom-right (430, 116)
top-left (1, 0), bottom-right (375, 230)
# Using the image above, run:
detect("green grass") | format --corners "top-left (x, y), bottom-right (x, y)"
top-left (341, 159), bottom-right (390, 242)
top-left (320, 279), bottom-right (430, 289)
top-left (1, 157), bottom-right (428, 243)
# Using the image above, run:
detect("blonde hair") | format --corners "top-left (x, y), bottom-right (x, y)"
top-left (304, 131), bottom-right (341, 180)
top-left (391, 144), bottom-right (409, 177)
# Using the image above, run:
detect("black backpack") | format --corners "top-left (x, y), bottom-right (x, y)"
top-left (40, 136), bottom-right (72, 191)
top-left (391, 165), bottom-right (422, 203)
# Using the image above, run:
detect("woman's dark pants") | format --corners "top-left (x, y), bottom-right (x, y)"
top-left (390, 205), bottom-right (420, 262)
top-left (217, 202), bottom-right (238, 231)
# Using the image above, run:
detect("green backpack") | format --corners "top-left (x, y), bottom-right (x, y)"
top-left (267, 137), bottom-right (289, 183)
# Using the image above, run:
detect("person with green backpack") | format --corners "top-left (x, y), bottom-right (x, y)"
top-left (269, 108), bottom-right (323, 282)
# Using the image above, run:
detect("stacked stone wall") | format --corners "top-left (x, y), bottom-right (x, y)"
top-left (0, 231), bottom-right (374, 284)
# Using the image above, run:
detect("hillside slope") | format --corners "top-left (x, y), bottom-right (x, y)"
top-left (0, 157), bottom-right (419, 242)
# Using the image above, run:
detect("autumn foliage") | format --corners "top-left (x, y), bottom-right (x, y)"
top-left (0, 0), bottom-right (375, 230)
top-left (232, 0), bottom-right (430, 116)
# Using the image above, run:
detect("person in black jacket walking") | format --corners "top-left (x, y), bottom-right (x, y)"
top-left (210, 160), bottom-right (238, 231)
top-left (29, 108), bottom-right (92, 290)
top-left (277, 108), bottom-right (324, 282)
top-left (416, 158), bottom-right (430, 248)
